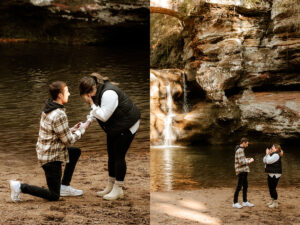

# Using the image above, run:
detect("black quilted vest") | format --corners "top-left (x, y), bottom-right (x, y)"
top-left (92, 82), bottom-right (140, 136)
top-left (265, 152), bottom-right (282, 174)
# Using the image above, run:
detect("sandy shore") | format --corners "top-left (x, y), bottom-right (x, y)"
top-left (151, 187), bottom-right (300, 225)
top-left (0, 148), bottom-right (149, 225)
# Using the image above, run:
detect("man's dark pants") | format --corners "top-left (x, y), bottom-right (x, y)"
top-left (21, 147), bottom-right (81, 201)
top-left (233, 172), bottom-right (248, 203)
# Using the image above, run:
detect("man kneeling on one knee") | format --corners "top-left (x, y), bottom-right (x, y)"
top-left (10, 81), bottom-right (90, 202)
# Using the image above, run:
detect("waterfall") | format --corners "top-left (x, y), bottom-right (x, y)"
top-left (163, 84), bottom-right (176, 146)
top-left (182, 72), bottom-right (189, 113)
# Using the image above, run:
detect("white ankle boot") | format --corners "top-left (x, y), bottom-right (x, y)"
top-left (103, 181), bottom-right (124, 201)
top-left (269, 200), bottom-right (279, 208)
top-left (267, 199), bottom-right (274, 206)
top-left (97, 177), bottom-right (115, 197)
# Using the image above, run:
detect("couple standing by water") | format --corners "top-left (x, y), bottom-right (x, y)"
top-left (233, 138), bottom-right (283, 209)
top-left (9, 73), bottom-right (140, 202)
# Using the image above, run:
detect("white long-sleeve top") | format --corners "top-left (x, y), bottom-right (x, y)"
top-left (87, 90), bottom-right (140, 134)
top-left (263, 154), bottom-right (281, 178)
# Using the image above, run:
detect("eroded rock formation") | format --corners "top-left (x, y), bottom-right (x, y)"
top-left (150, 0), bottom-right (300, 145)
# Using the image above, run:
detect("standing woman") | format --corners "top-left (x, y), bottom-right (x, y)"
top-left (263, 144), bottom-right (284, 208)
top-left (79, 73), bottom-right (141, 200)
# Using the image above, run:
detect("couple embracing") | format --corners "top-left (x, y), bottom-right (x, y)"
top-left (9, 73), bottom-right (140, 202)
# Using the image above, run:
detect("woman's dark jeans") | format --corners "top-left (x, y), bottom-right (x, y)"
top-left (268, 175), bottom-right (280, 200)
top-left (107, 129), bottom-right (135, 181)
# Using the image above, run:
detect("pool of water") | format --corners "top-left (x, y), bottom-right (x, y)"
top-left (151, 144), bottom-right (300, 191)
top-left (0, 43), bottom-right (149, 161)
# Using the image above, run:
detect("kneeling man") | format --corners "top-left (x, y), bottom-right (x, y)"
top-left (10, 81), bottom-right (90, 202)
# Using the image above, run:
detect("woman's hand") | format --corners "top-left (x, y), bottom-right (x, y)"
top-left (84, 94), bottom-right (94, 106)
top-left (82, 121), bottom-right (91, 130)
top-left (266, 148), bottom-right (270, 155)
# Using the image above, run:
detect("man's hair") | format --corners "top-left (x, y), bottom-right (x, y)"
top-left (49, 81), bottom-right (66, 100)
top-left (240, 137), bottom-right (249, 144)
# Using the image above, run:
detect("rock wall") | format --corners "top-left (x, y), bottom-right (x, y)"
top-left (0, 0), bottom-right (149, 44)
top-left (151, 69), bottom-right (300, 145)
top-left (150, 0), bottom-right (300, 145)
top-left (184, 0), bottom-right (300, 101)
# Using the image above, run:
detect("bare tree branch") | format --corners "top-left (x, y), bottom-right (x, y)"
top-left (150, 6), bottom-right (185, 21)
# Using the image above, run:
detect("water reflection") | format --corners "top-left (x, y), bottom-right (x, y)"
top-left (0, 43), bottom-right (149, 162)
top-left (151, 144), bottom-right (300, 191)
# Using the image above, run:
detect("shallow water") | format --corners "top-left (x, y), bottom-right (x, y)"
top-left (151, 144), bottom-right (300, 191)
top-left (0, 43), bottom-right (149, 162)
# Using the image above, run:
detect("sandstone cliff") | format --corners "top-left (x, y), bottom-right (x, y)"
top-left (150, 0), bottom-right (300, 145)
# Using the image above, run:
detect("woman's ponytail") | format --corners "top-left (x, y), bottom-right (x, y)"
top-left (274, 144), bottom-right (283, 157)
top-left (90, 72), bottom-right (110, 85)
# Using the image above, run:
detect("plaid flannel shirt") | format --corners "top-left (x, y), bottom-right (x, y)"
top-left (234, 147), bottom-right (250, 175)
top-left (36, 108), bottom-right (85, 166)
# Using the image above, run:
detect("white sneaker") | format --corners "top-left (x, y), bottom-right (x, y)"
top-left (60, 185), bottom-right (83, 196)
top-left (232, 203), bottom-right (243, 209)
top-left (103, 182), bottom-right (124, 201)
top-left (97, 177), bottom-right (115, 197)
top-left (9, 180), bottom-right (21, 202)
top-left (243, 201), bottom-right (254, 207)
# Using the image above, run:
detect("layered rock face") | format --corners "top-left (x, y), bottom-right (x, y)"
top-left (151, 69), bottom-right (300, 145)
top-left (150, 0), bottom-right (300, 145)
top-left (0, 0), bottom-right (149, 44)
top-left (184, 0), bottom-right (300, 101)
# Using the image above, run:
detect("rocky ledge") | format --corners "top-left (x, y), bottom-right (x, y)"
top-left (151, 69), bottom-right (300, 145)
top-left (0, 0), bottom-right (149, 44)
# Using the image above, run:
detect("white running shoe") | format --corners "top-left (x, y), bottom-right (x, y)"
top-left (232, 203), bottom-right (243, 209)
top-left (242, 201), bottom-right (254, 207)
top-left (60, 185), bottom-right (83, 196)
top-left (9, 180), bottom-right (21, 202)
top-left (97, 177), bottom-right (115, 197)
top-left (103, 182), bottom-right (124, 201)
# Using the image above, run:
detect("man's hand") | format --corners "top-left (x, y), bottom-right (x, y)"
top-left (70, 122), bottom-right (82, 133)
top-left (249, 158), bottom-right (254, 163)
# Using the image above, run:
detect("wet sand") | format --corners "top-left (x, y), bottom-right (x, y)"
top-left (151, 187), bottom-right (300, 225)
top-left (0, 148), bottom-right (149, 224)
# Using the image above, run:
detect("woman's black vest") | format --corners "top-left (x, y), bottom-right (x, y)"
top-left (92, 82), bottom-right (141, 136)
top-left (265, 152), bottom-right (282, 174)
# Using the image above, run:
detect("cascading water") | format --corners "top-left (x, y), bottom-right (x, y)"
top-left (163, 84), bottom-right (176, 146)
top-left (182, 72), bottom-right (189, 113)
